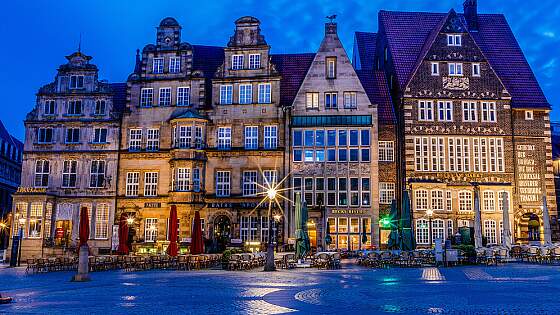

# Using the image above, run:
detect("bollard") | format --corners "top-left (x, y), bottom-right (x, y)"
top-left (71, 244), bottom-right (90, 282)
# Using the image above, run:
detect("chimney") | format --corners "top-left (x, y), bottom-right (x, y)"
top-left (134, 49), bottom-right (141, 74)
top-left (463, 0), bottom-right (478, 31)
top-left (325, 22), bottom-right (337, 35)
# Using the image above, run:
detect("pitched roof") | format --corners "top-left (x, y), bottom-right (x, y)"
top-left (373, 10), bottom-right (549, 109)
top-left (170, 109), bottom-right (208, 120)
top-left (270, 53), bottom-right (316, 106)
top-left (192, 45), bottom-right (225, 107)
top-left (354, 32), bottom-right (377, 71)
top-left (356, 70), bottom-right (396, 124)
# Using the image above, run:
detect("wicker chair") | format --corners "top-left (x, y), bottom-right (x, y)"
top-left (283, 253), bottom-right (296, 269)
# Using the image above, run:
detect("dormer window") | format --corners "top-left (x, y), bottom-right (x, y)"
top-left (447, 34), bottom-right (462, 46)
top-left (69, 75), bottom-right (84, 89)
top-left (169, 57), bottom-right (181, 73)
top-left (232, 55), bottom-right (244, 70)
top-left (472, 63), bottom-right (481, 77)
top-left (448, 63), bottom-right (463, 76)
top-left (326, 57), bottom-right (337, 79)
top-left (153, 58), bottom-right (164, 74)
top-left (44, 100), bottom-right (56, 115)
top-left (94, 100), bottom-right (106, 115)
top-left (431, 62), bottom-right (439, 76)
top-left (525, 110), bottom-right (534, 120)
top-left (249, 54), bottom-right (261, 69)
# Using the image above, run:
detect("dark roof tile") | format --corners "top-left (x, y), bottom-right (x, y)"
top-left (354, 32), bottom-right (377, 71)
top-left (356, 70), bottom-right (396, 124)
top-left (270, 53), bottom-right (316, 106)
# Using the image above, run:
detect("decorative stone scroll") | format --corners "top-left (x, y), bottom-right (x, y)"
top-left (443, 77), bottom-right (469, 90)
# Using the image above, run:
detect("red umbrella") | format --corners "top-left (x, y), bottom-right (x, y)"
top-left (78, 206), bottom-right (89, 252)
top-left (190, 211), bottom-right (204, 254)
top-left (167, 205), bottom-right (179, 256)
top-left (117, 213), bottom-right (129, 255)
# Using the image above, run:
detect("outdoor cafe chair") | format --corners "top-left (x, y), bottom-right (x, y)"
top-left (331, 252), bottom-right (342, 269)
top-left (283, 253), bottom-right (297, 269)
top-left (510, 246), bottom-right (523, 260)
top-left (526, 246), bottom-right (539, 263)
top-left (228, 254), bottom-right (241, 271)
top-left (365, 252), bottom-right (380, 268)
top-left (538, 247), bottom-right (551, 264)
top-left (379, 251), bottom-right (393, 268)
top-left (25, 259), bottom-right (37, 274)
top-left (495, 248), bottom-right (508, 264)
top-left (241, 254), bottom-right (254, 270)
top-left (550, 246), bottom-right (560, 263)
top-left (177, 255), bottom-right (189, 270)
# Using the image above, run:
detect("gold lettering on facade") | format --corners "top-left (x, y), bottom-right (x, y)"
top-left (516, 144), bottom-right (542, 204)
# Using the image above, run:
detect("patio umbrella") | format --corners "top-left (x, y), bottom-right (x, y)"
top-left (295, 192), bottom-right (310, 260)
top-left (501, 193), bottom-right (512, 250)
top-left (78, 206), bottom-right (89, 252)
top-left (167, 205), bottom-right (179, 256)
top-left (542, 195), bottom-right (552, 245)
top-left (400, 190), bottom-right (415, 250)
top-left (117, 213), bottom-right (129, 255)
top-left (325, 220), bottom-right (332, 248)
top-left (473, 187), bottom-right (483, 249)
top-left (387, 200), bottom-right (399, 249)
top-left (190, 211), bottom-right (204, 255)
top-left (361, 219), bottom-right (368, 246)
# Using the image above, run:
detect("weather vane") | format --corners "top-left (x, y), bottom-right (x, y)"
top-left (326, 14), bottom-right (337, 23)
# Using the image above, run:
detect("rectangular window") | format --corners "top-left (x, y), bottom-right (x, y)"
top-left (446, 191), bottom-right (453, 211)
top-left (220, 85), bottom-right (233, 105)
top-left (90, 160), bottom-right (105, 188)
top-left (361, 178), bottom-right (371, 206)
top-left (325, 92), bottom-right (338, 109)
top-left (418, 100), bottom-right (434, 121)
top-left (239, 84), bottom-right (253, 104)
top-left (472, 63), bottom-right (480, 77)
top-left (447, 34), bottom-right (462, 46)
top-left (178, 126), bottom-right (192, 148)
top-left (483, 191), bottom-right (496, 212)
top-left (44, 100), bottom-right (56, 115)
top-left (304, 130), bottom-right (314, 146)
top-left (159, 87), bottom-right (171, 106)
top-left (232, 54), bottom-right (244, 70)
top-left (249, 54), bottom-right (261, 69)
top-left (244, 126), bottom-right (258, 149)
top-left (145, 218), bottom-right (158, 242)
top-left (437, 101), bottom-right (453, 122)
top-left (169, 57), bottom-right (181, 73)
top-left (415, 190), bottom-right (429, 210)
top-left (37, 128), bottom-right (53, 144)
top-left (67, 100), bottom-right (82, 115)
top-left (338, 178), bottom-right (348, 206)
top-left (144, 172), bottom-right (158, 197)
top-left (449, 63), bottom-right (463, 76)
top-left (152, 58), bottom-right (164, 73)
top-left (462, 101), bottom-right (477, 122)
top-left (338, 130), bottom-right (347, 146)
top-left (93, 128), bottom-right (108, 143)
top-left (34, 160), bottom-right (50, 187)
top-left (379, 182), bottom-right (395, 204)
top-left (431, 62), bottom-right (439, 75)
top-left (65, 128), bottom-right (80, 144)
top-left (431, 190), bottom-right (444, 210)
top-left (343, 92), bottom-right (357, 109)
top-left (484, 220), bottom-right (497, 245)
top-left (338, 217), bottom-right (348, 233)
top-left (69, 75), bottom-right (84, 89)
top-left (264, 125), bottom-right (277, 149)
top-left (326, 57), bottom-right (337, 78)
top-left (94, 100), bottom-right (106, 115)
top-left (128, 129), bottom-right (142, 151)
top-left (217, 127), bottom-right (232, 149)
top-left (62, 160), bottom-right (77, 188)
top-left (177, 87), bottom-right (190, 106)
top-left (525, 110), bottom-right (534, 120)
top-left (176, 168), bottom-right (191, 191)
top-left (28, 203), bottom-right (43, 238)
top-left (216, 171), bottom-right (231, 197)
top-left (263, 170), bottom-right (278, 189)
top-left (258, 83), bottom-right (271, 103)
top-left (126, 172), bottom-right (139, 196)
top-left (306, 92), bottom-right (319, 109)
top-left (140, 88), bottom-right (154, 107)
top-left (146, 129), bottom-right (160, 151)
top-left (481, 102), bottom-right (496, 122)
top-left (414, 137), bottom-right (429, 171)
top-left (242, 171), bottom-right (258, 196)
top-left (94, 204), bottom-right (110, 239)
top-left (379, 141), bottom-right (394, 162)
top-left (193, 168), bottom-right (201, 192)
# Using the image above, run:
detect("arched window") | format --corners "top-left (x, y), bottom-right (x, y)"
top-left (484, 220), bottom-right (497, 245)
top-left (483, 191), bottom-right (495, 212)
top-left (415, 190), bottom-right (428, 210)
top-left (416, 219), bottom-right (429, 244)
top-left (458, 190), bottom-right (472, 211)
top-left (432, 219), bottom-right (445, 241)
top-left (34, 160), bottom-right (50, 187)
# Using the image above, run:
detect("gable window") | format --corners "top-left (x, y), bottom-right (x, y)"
top-left (462, 101), bottom-right (478, 122)
top-left (217, 127), bottom-right (232, 149)
top-left (418, 100), bottom-right (434, 121)
top-left (258, 83), bottom-right (271, 103)
top-left (128, 129), bottom-right (142, 151)
top-left (144, 172), bottom-right (159, 197)
top-left (472, 63), bottom-right (481, 77)
top-left (67, 100), bottom-right (82, 115)
top-left (325, 92), bottom-right (338, 109)
top-left (525, 110), bottom-right (534, 120)
top-left (169, 57), bottom-right (181, 73)
top-left (379, 141), bottom-right (394, 162)
top-left (437, 101), bottom-right (453, 122)
top-left (125, 172), bottom-right (139, 196)
top-left (264, 125), bottom-right (277, 149)
top-left (220, 85), bottom-right (233, 105)
top-left (481, 102), bottom-right (497, 122)
top-left (447, 34), bottom-right (462, 46)
top-left (93, 128), bottom-right (108, 143)
top-left (90, 160), bottom-right (105, 188)
top-left (242, 171), bottom-right (258, 196)
top-left (239, 84), bottom-right (253, 104)
top-left (65, 128), bottom-right (80, 144)
top-left (343, 92), bottom-right (357, 109)
top-left (306, 92), bottom-right (319, 109)
top-left (146, 128), bottom-right (160, 151)
top-left (216, 171), bottom-right (231, 197)
top-left (448, 63), bottom-right (463, 76)
top-left (94, 100), bottom-right (106, 115)
top-left (152, 58), bottom-right (164, 74)
top-left (140, 88), bottom-right (153, 107)
top-left (244, 126), bottom-right (258, 149)
top-left (62, 160), bottom-right (77, 188)
top-left (232, 54), bottom-right (244, 70)
top-left (34, 160), bottom-right (50, 187)
top-left (326, 57), bottom-right (337, 79)
top-left (431, 62), bottom-right (439, 76)
top-left (159, 87), bottom-right (171, 106)
top-left (69, 75), bottom-right (84, 89)
top-left (44, 100), bottom-right (56, 115)
top-left (249, 54), bottom-right (261, 69)
top-left (37, 128), bottom-right (54, 144)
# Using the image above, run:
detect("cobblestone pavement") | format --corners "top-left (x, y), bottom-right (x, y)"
top-left (1, 262), bottom-right (560, 314)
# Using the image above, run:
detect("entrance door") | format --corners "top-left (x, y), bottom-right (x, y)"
top-left (518, 213), bottom-right (541, 244)
top-left (214, 216), bottom-right (231, 252)
top-left (308, 221), bottom-right (317, 252)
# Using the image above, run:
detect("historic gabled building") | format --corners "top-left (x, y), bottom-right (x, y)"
top-left (286, 21), bottom-right (379, 251)
top-left (9, 51), bottom-right (124, 260)
top-left (355, 0), bottom-right (557, 246)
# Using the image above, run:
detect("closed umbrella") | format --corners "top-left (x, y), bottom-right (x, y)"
top-left (542, 195), bottom-right (552, 245)
top-left (117, 213), bottom-right (129, 255)
top-left (167, 205), bottom-right (179, 256)
top-left (400, 190), bottom-right (415, 250)
top-left (72, 206), bottom-right (91, 282)
top-left (190, 211), bottom-right (204, 255)
top-left (361, 219), bottom-right (368, 247)
top-left (387, 200), bottom-right (399, 249)
top-left (473, 187), bottom-right (483, 249)
top-left (295, 192), bottom-right (310, 260)
top-left (78, 206), bottom-right (90, 252)
top-left (325, 220), bottom-right (332, 248)
top-left (501, 193), bottom-right (512, 250)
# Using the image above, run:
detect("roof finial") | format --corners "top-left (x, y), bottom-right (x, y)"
top-left (78, 32), bottom-right (82, 53)
top-left (326, 14), bottom-right (337, 23)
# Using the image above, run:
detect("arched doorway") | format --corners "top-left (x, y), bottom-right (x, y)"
top-left (517, 213), bottom-right (541, 244)
top-left (213, 215), bottom-right (231, 252)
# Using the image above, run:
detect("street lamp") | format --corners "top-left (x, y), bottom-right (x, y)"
top-left (273, 214), bottom-right (281, 252)
top-left (426, 209), bottom-right (434, 248)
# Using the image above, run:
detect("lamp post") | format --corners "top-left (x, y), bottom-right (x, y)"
top-left (426, 209), bottom-right (434, 248)
top-left (17, 217), bottom-right (25, 267)
top-left (264, 187), bottom-right (277, 271)
top-left (274, 214), bottom-right (281, 252)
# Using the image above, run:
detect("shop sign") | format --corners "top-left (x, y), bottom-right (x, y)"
top-left (17, 187), bottom-right (47, 193)
top-left (55, 227), bottom-right (64, 238)
top-left (330, 209), bottom-right (368, 215)
top-left (144, 202), bottom-right (161, 208)
top-left (230, 238), bottom-right (242, 244)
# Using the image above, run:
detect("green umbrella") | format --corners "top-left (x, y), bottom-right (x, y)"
top-left (399, 190), bottom-right (415, 250)
top-left (387, 200), bottom-right (399, 249)
top-left (361, 219), bottom-right (368, 246)
top-left (325, 220), bottom-right (332, 247)
top-left (295, 193), bottom-right (310, 260)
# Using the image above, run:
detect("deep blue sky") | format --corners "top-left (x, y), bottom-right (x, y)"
top-left (1, 0), bottom-right (558, 140)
